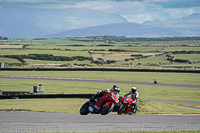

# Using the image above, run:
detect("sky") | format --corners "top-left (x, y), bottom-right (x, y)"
top-left (0, 0), bottom-right (200, 23)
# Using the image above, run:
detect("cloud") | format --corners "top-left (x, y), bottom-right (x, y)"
top-left (155, 0), bottom-right (200, 8)
top-left (1, 0), bottom-right (200, 24)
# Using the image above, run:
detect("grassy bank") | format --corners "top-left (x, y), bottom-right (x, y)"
top-left (0, 71), bottom-right (200, 85)
top-left (0, 98), bottom-right (200, 114)
top-left (0, 71), bottom-right (200, 114)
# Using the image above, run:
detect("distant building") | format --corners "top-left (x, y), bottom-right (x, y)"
top-left (33, 84), bottom-right (44, 94)
top-left (0, 63), bottom-right (4, 68)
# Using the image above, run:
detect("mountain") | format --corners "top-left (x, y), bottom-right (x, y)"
top-left (0, 6), bottom-right (128, 39)
top-left (182, 13), bottom-right (200, 20)
top-left (0, 17), bottom-right (48, 39)
top-left (44, 13), bottom-right (200, 38)
top-left (143, 13), bottom-right (200, 36)
top-left (44, 22), bottom-right (183, 38)
top-left (1, 6), bottom-right (199, 39)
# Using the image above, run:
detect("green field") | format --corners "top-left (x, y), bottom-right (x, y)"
top-left (1, 37), bottom-right (200, 46)
top-left (0, 37), bottom-right (200, 114)
top-left (0, 71), bottom-right (199, 114)
top-left (0, 37), bottom-right (200, 69)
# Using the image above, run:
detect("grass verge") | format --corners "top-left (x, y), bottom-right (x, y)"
top-left (0, 71), bottom-right (199, 114)
top-left (0, 98), bottom-right (200, 114)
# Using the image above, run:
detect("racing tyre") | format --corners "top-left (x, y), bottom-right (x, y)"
top-left (118, 104), bottom-right (125, 115)
top-left (80, 101), bottom-right (90, 115)
top-left (132, 105), bottom-right (137, 114)
top-left (128, 105), bottom-right (137, 115)
top-left (100, 101), bottom-right (114, 115)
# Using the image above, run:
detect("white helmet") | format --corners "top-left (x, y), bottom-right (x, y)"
top-left (131, 87), bottom-right (136, 93)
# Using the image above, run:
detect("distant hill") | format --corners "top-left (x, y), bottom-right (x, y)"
top-left (143, 13), bottom-right (200, 36)
top-left (0, 6), bottom-right (199, 39)
top-left (44, 13), bottom-right (200, 38)
top-left (0, 6), bottom-right (128, 39)
top-left (43, 22), bottom-right (182, 38)
top-left (0, 17), bottom-right (48, 39)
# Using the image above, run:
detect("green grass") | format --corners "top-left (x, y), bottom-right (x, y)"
top-left (118, 46), bottom-right (164, 51)
top-left (0, 49), bottom-right (90, 57)
top-left (0, 98), bottom-right (85, 113)
top-left (1, 71), bottom-right (199, 85)
top-left (29, 45), bottom-right (115, 51)
top-left (164, 46), bottom-right (200, 52)
top-left (172, 54), bottom-right (200, 62)
top-left (119, 55), bottom-right (170, 65)
top-left (24, 59), bottom-right (93, 66)
top-left (0, 57), bottom-right (21, 63)
top-left (1, 77), bottom-right (200, 101)
top-left (1, 98), bottom-right (200, 114)
top-left (1, 43), bottom-right (200, 69)
top-left (29, 46), bottom-right (164, 52)
top-left (0, 71), bottom-right (200, 114)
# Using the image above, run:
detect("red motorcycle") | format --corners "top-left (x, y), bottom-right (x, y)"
top-left (80, 92), bottom-right (119, 115)
top-left (117, 95), bottom-right (137, 115)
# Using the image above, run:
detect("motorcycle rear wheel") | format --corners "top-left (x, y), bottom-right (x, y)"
top-left (118, 104), bottom-right (125, 115)
top-left (100, 101), bottom-right (114, 115)
top-left (80, 101), bottom-right (90, 115)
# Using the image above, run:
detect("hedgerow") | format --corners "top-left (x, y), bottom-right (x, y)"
top-left (2, 54), bottom-right (92, 63)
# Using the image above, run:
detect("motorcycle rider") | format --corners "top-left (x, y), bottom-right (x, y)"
top-left (88, 85), bottom-right (120, 113)
top-left (124, 87), bottom-right (139, 114)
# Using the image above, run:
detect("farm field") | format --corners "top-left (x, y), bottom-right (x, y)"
top-left (0, 36), bottom-right (200, 70)
top-left (0, 37), bottom-right (200, 114)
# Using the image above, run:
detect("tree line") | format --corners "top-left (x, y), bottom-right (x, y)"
top-left (0, 36), bottom-right (8, 40)
top-left (81, 36), bottom-right (200, 42)
top-left (2, 54), bottom-right (92, 63)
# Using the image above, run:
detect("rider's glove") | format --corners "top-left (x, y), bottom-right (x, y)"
top-left (132, 100), bottom-right (136, 106)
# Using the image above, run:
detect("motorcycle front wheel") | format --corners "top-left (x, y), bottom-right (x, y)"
top-left (100, 101), bottom-right (114, 115)
top-left (80, 101), bottom-right (90, 115)
top-left (132, 105), bottom-right (137, 114)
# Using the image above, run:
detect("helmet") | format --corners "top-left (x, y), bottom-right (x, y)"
top-left (112, 85), bottom-right (120, 93)
top-left (131, 87), bottom-right (137, 93)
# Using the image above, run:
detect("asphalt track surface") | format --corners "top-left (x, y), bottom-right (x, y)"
top-left (1, 76), bottom-right (200, 88)
top-left (1, 76), bottom-right (200, 132)
top-left (0, 111), bottom-right (200, 132)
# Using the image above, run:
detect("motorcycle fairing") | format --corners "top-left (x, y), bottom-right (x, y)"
top-left (122, 95), bottom-right (134, 114)
top-left (93, 92), bottom-right (117, 110)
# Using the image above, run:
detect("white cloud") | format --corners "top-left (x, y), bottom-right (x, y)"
top-left (1, 0), bottom-right (200, 23)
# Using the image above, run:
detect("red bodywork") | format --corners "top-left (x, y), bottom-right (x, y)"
top-left (93, 92), bottom-right (119, 110)
top-left (121, 95), bottom-right (134, 114)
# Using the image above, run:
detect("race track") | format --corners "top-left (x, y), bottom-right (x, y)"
top-left (0, 76), bottom-right (200, 132)
top-left (1, 76), bottom-right (200, 88)
top-left (0, 111), bottom-right (200, 132)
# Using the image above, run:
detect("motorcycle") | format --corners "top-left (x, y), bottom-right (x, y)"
top-left (80, 92), bottom-right (119, 115)
top-left (117, 95), bottom-right (137, 115)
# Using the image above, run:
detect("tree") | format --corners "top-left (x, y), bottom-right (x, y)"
top-left (0, 36), bottom-right (8, 40)
top-left (3, 37), bottom-right (8, 40)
